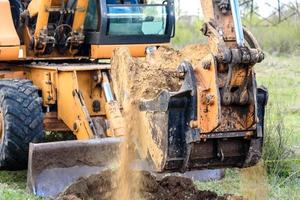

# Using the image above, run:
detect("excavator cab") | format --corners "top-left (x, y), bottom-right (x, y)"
top-left (9, 0), bottom-right (174, 58)
top-left (86, 0), bottom-right (175, 58)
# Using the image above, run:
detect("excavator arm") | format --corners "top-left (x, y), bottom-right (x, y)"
top-left (138, 0), bottom-right (267, 171)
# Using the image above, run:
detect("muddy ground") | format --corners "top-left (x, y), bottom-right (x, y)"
top-left (56, 170), bottom-right (244, 200)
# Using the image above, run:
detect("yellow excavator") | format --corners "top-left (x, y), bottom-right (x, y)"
top-left (0, 0), bottom-right (267, 198)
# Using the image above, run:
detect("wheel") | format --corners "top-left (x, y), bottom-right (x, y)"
top-left (0, 79), bottom-right (44, 170)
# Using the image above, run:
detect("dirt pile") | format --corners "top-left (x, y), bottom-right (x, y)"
top-left (56, 170), bottom-right (243, 200)
top-left (110, 45), bottom-right (209, 102)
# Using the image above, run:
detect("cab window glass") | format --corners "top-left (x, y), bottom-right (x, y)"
top-left (107, 5), bottom-right (167, 35)
top-left (84, 0), bottom-right (98, 30)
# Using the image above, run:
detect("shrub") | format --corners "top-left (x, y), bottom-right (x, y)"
top-left (262, 104), bottom-right (294, 177)
top-left (171, 19), bottom-right (206, 47)
top-left (247, 21), bottom-right (300, 56)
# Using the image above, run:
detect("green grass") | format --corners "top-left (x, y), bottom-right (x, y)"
top-left (196, 167), bottom-right (300, 200)
top-left (0, 171), bottom-right (40, 200)
top-left (172, 19), bottom-right (300, 57)
top-left (256, 55), bottom-right (300, 146)
top-left (248, 21), bottom-right (300, 56)
top-left (172, 20), bottom-right (206, 48)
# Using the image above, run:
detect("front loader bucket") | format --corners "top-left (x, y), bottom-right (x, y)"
top-left (27, 138), bottom-right (123, 198)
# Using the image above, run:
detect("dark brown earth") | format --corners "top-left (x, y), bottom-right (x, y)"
top-left (56, 170), bottom-right (244, 200)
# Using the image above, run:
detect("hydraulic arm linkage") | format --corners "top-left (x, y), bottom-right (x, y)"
top-left (23, 0), bottom-right (87, 54)
top-left (139, 0), bottom-right (268, 172)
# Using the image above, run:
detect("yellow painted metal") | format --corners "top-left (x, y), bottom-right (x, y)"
top-left (56, 71), bottom-right (93, 139)
top-left (76, 70), bottom-right (106, 116)
top-left (91, 44), bottom-right (168, 59)
top-left (195, 54), bottom-right (221, 133)
top-left (29, 68), bottom-right (57, 105)
top-left (72, 0), bottom-right (88, 32)
top-left (0, 47), bottom-right (20, 61)
top-left (28, 65), bottom-right (107, 116)
top-left (28, 0), bottom-right (52, 39)
top-left (0, 0), bottom-right (20, 61)
top-left (0, 0), bottom-right (20, 46)
top-left (27, 0), bottom-right (42, 17)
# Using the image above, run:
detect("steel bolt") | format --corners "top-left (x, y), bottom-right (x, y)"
top-left (202, 60), bottom-right (211, 70)
top-left (73, 122), bottom-right (78, 132)
top-left (206, 94), bottom-right (215, 105)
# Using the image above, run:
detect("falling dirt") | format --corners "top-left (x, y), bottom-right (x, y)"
top-left (240, 163), bottom-right (269, 200)
top-left (109, 45), bottom-right (212, 200)
top-left (56, 170), bottom-right (244, 200)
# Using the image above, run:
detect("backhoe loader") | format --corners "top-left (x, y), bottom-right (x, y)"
top-left (0, 0), bottom-right (267, 198)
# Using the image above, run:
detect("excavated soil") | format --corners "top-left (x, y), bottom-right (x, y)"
top-left (110, 44), bottom-right (209, 103)
top-left (56, 170), bottom-right (243, 200)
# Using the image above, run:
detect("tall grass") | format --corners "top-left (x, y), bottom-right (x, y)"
top-left (248, 21), bottom-right (300, 56)
top-left (171, 19), bottom-right (206, 48)
top-left (262, 104), bottom-right (294, 177)
top-left (172, 18), bottom-right (300, 56)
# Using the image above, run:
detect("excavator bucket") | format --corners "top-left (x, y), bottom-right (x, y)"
top-left (138, 61), bottom-right (268, 172)
top-left (27, 138), bottom-right (123, 198)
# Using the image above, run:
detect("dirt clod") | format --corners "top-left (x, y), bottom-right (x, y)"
top-left (56, 170), bottom-right (241, 200)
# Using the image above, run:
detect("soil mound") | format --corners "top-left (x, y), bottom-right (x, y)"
top-left (56, 170), bottom-right (242, 200)
top-left (110, 45), bottom-right (209, 103)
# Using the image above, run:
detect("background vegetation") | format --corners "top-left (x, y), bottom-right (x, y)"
top-left (172, 19), bottom-right (300, 56)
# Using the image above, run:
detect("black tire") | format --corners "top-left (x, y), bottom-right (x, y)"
top-left (0, 79), bottom-right (44, 170)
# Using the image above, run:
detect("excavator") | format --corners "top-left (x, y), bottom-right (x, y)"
top-left (0, 0), bottom-right (267, 198)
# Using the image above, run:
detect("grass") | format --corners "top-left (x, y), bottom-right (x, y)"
top-left (196, 166), bottom-right (300, 200)
top-left (172, 20), bottom-right (206, 48)
top-left (172, 19), bottom-right (300, 57)
top-left (256, 55), bottom-right (300, 147)
top-left (247, 21), bottom-right (300, 56)
top-left (0, 171), bottom-right (40, 200)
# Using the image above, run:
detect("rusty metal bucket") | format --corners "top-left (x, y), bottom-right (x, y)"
top-left (27, 138), bottom-right (123, 198)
